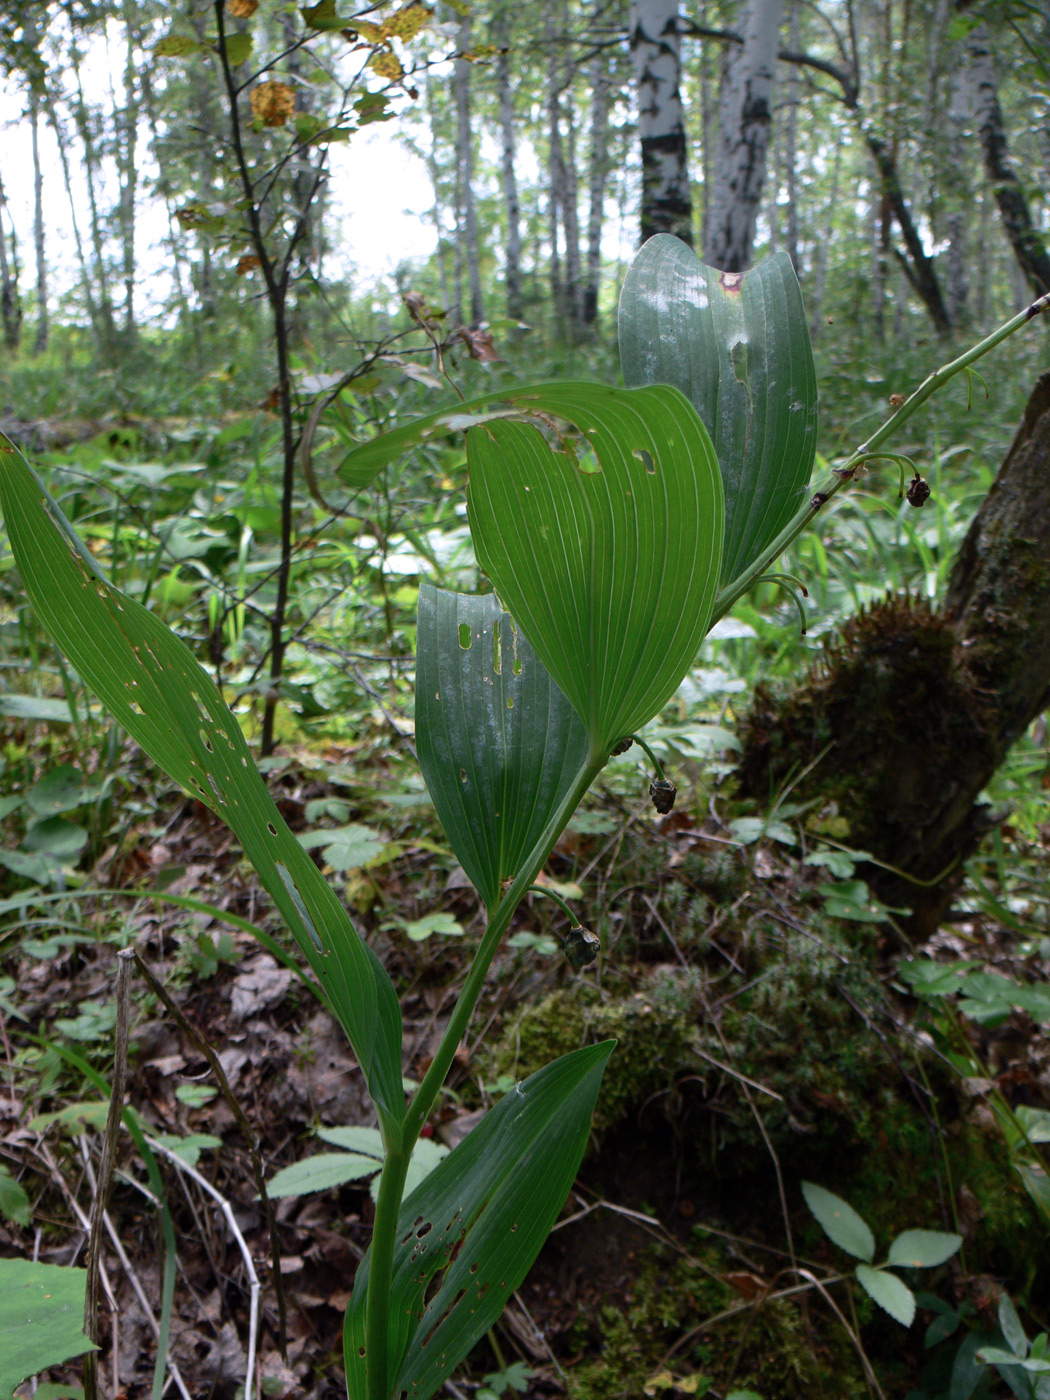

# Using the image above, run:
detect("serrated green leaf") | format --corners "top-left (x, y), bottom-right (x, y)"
top-left (855, 1264), bottom-right (915, 1327)
top-left (887, 1229), bottom-right (963, 1269)
top-left (618, 235), bottom-right (817, 586)
top-left (0, 1259), bottom-right (96, 1396)
top-left (464, 383), bottom-right (723, 753)
top-left (399, 912), bottom-right (464, 941)
top-left (344, 1042), bottom-right (614, 1400)
top-left (317, 1126), bottom-right (385, 1156)
top-left (415, 586), bottom-right (589, 909)
top-left (267, 1152), bottom-right (384, 1198)
top-left (0, 447), bottom-right (403, 1120)
top-left (152, 1133), bottom-right (222, 1169)
top-left (298, 823), bottom-right (386, 871)
top-left (801, 1182), bottom-right (875, 1262)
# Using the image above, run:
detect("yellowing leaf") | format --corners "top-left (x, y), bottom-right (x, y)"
top-left (368, 49), bottom-right (404, 79)
top-left (385, 2), bottom-right (431, 39)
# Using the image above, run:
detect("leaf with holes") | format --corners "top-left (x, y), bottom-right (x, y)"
top-left (0, 447), bottom-right (403, 1120)
top-left (618, 234), bottom-right (818, 587)
top-left (343, 1041), bottom-right (614, 1400)
top-left (415, 585), bottom-right (589, 910)
top-left (464, 383), bottom-right (723, 754)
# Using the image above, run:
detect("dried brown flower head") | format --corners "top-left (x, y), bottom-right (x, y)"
top-left (250, 81), bottom-right (295, 127)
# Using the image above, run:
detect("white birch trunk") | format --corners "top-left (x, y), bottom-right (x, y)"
top-left (703, 0), bottom-right (783, 271)
top-left (493, 5), bottom-right (522, 321)
top-left (454, 14), bottom-right (484, 325)
top-left (629, 0), bottom-right (692, 245)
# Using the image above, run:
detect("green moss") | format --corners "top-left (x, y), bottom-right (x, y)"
top-left (566, 1239), bottom-right (865, 1400)
top-left (486, 967), bottom-right (701, 1132)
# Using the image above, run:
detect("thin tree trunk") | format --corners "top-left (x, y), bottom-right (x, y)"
top-left (782, 0), bottom-right (800, 271)
top-left (704, 0), bottom-right (783, 271)
top-left (71, 46), bottom-right (117, 353)
top-left (494, 6), bottom-right (523, 322)
top-left (562, 77), bottom-right (583, 328)
top-left (0, 175), bottom-right (21, 352)
top-left (966, 21), bottom-right (1050, 298)
top-left (44, 90), bottom-right (102, 342)
top-left (583, 43), bottom-right (612, 325)
top-left (425, 76), bottom-right (452, 314)
top-left (866, 128), bottom-right (953, 333)
top-left (30, 97), bottom-right (47, 354)
top-left (119, 21), bottom-right (138, 342)
top-left (630, 0), bottom-right (693, 245)
top-left (454, 14), bottom-right (484, 325)
top-left (809, 138), bottom-right (838, 340)
top-left (546, 7), bottom-right (567, 323)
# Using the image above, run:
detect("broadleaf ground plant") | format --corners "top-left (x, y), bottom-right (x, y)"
top-left (1, 239), bottom-right (1047, 1400)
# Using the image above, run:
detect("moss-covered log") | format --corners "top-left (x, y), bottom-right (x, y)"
top-left (738, 373), bottom-right (1050, 934)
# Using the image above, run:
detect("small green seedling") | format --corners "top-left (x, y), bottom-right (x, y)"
top-left (802, 1182), bottom-right (962, 1327)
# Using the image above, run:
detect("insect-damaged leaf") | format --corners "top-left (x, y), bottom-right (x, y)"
top-left (618, 234), bottom-right (818, 587)
top-left (464, 383), bottom-right (723, 754)
top-left (0, 449), bottom-right (403, 1120)
top-left (344, 1041), bottom-right (613, 1400)
top-left (415, 585), bottom-right (588, 910)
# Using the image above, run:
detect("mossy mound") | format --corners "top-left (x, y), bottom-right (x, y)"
top-left (486, 966), bottom-right (702, 1132)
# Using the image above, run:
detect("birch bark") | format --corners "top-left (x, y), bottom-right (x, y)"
top-left (493, 5), bottom-right (522, 321)
top-left (704, 0), bottom-right (783, 271)
top-left (629, 0), bottom-right (692, 245)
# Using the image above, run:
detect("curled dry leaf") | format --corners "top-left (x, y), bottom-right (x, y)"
top-left (235, 254), bottom-right (261, 276)
top-left (226, 0), bottom-right (258, 15)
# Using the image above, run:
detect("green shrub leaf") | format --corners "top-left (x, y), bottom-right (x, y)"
top-left (618, 234), bottom-right (817, 587)
top-left (887, 1229), bottom-right (963, 1270)
top-left (801, 1182), bottom-right (875, 1262)
top-left (855, 1264), bottom-right (916, 1327)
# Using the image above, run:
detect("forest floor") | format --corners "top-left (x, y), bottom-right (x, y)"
top-left (5, 731), bottom-right (1050, 1400)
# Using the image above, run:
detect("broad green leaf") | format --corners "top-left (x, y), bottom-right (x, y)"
top-left (854, 1264), bottom-right (915, 1327)
top-left (344, 1041), bottom-right (614, 1400)
top-left (415, 586), bottom-right (589, 909)
top-left (801, 1182), bottom-right (875, 1262)
top-left (618, 234), bottom-right (818, 586)
top-left (0, 1166), bottom-right (31, 1226)
top-left (223, 32), bottom-right (253, 65)
top-left (465, 384), bottom-right (723, 753)
top-left (951, 1333), bottom-right (1001, 1400)
top-left (318, 1125), bottom-right (385, 1155)
top-left (0, 1259), bottom-right (96, 1397)
top-left (24, 817), bottom-right (88, 860)
top-left (298, 823), bottom-right (386, 870)
top-left (0, 449), bottom-right (403, 1120)
top-left (26, 765), bottom-right (84, 817)
top-left (887, 1229), bottom-right (963, 1270)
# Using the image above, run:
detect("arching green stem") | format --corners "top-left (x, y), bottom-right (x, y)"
top-left (627, 733), bottom-right (666, 782)
top-left (755, 573), bottom-right (809, 635)
top-left (528, 883), bottom-right (578, 924)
